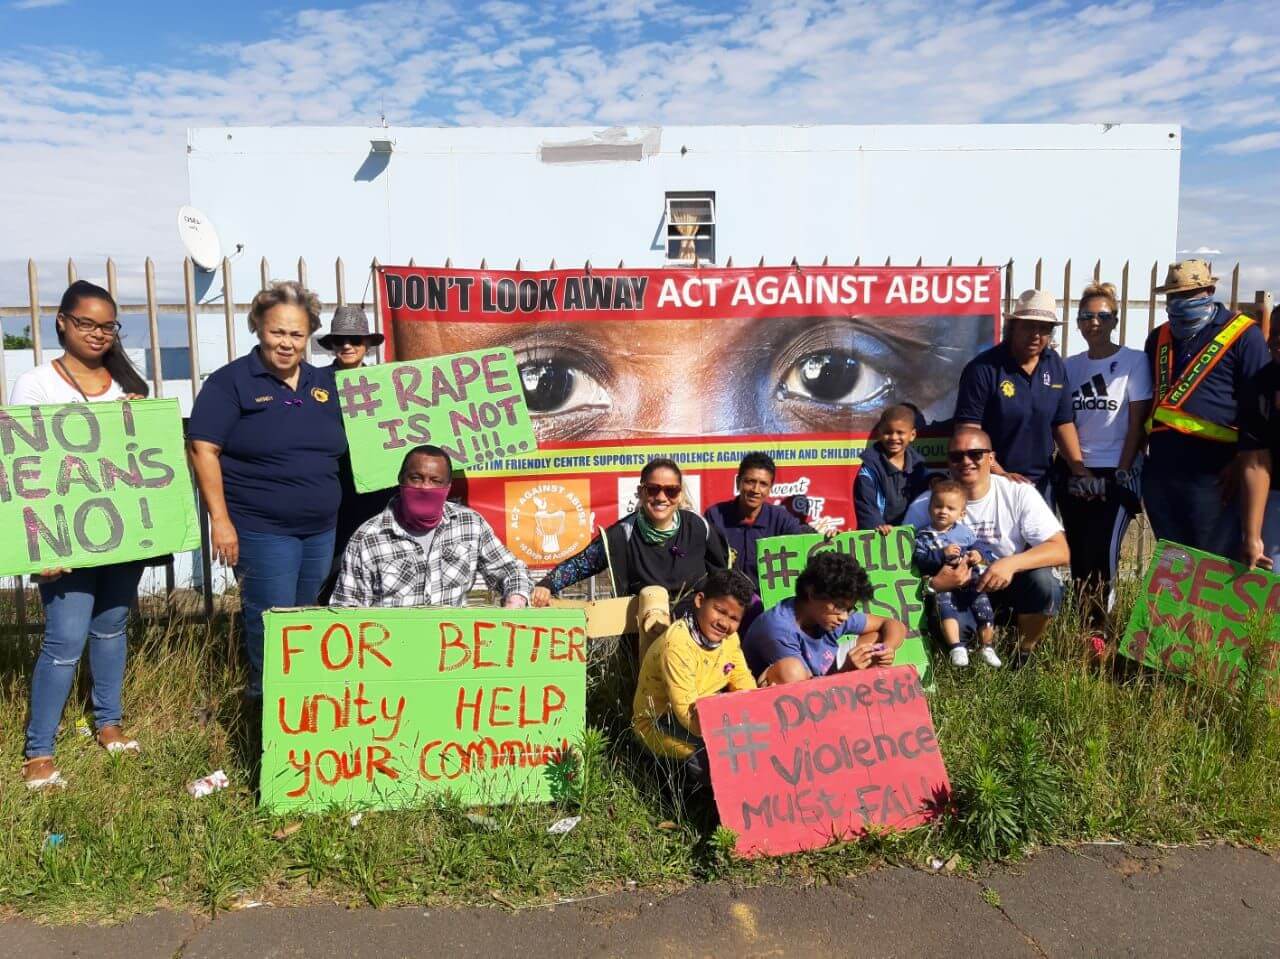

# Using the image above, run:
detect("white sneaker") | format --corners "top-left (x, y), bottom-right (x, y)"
top-left (978, 645), bottom-right (1002, 668)
top-left (948, 646), bottom-right (970, 667)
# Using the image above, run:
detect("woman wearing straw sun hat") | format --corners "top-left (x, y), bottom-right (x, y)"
top-left (316, 305), bottom-right (394, 602)
top-left (953, 289), bottom-right (1095, 505)
top-left (1140, 259), bottom-right (1269, 557)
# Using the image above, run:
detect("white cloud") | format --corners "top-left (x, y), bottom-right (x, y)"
top-left (1214, 131), bottom-right (1280, 154)
top-left (1, 0), bottom-right (1280, 303)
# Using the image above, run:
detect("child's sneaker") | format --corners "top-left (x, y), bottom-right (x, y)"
top-left (978, 645), bottom-right (1002, 668)
top-left (948, 646), bottom-right (970, 667)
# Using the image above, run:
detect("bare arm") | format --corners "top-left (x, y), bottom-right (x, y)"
top-left (1118, 400), bottom-right (1152, 472)
top-left (188, 440), bottom-right (239, 567)
top-left (1240, 450), bottom-right (1274, 569)
top-left (977, 532), bottom-right (1070, 592)
top-left (1053, 422), bottom-right (1090, 477)
top-left (841, 615), bottom-right (907, 669)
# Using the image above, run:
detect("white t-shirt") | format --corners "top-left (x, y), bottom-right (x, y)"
top-left (1064, 346), bottom-right (1152, 468)
top-left (904, 474), bottom-right (1063, 559)
top-left (10, 361), bottom-right (125, 405)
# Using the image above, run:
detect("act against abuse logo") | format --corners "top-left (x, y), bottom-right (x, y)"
top-left (506, 481), bottom-right (592, 564)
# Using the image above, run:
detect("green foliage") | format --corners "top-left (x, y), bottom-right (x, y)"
top-left (4, 325), bottom-right (33, 350)
top-left (1, 577), bottom-right (1279, 923)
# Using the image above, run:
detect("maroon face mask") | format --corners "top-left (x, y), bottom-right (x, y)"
top-left (395, 485), bottom-right (448, 532)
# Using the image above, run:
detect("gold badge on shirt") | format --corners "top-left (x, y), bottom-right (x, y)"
top-left (311, 387), bottom-right (330, 403)
top-left (1000, 379), bottom-right (1016, 398)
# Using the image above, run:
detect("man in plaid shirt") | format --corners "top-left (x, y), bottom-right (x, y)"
top-left (331, 445), bottom-right (532, 608)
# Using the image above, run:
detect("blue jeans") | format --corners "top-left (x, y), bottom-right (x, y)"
top-left (1143, 467), bottom-right (1240, 558)
top-left (235, 527), bottom-right (335, 698)
top-left (26, 562), bottom-right (145, 758)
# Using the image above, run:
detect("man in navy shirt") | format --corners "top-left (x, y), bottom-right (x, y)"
top-left (1141, 260), bottom-right (1270, 557)
top-left (704, 452), bottom-right (833, 591)
top-left (742, 551), bottom-right (905, 684)
top-left (954, 289), bottom-right (1092, 500)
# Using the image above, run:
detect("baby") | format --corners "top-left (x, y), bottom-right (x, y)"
top-left (912, 479), bottom-right (1000, 668)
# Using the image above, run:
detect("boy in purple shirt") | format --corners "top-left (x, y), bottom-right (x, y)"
top-left (742, 552), bottom-right (907, 685)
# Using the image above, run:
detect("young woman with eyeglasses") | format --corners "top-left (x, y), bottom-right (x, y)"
top-left (530, 458), bottom-right (729, 614)
top-left (1054, 282), bottom-right (1152, 644)
top-left (10, 281), bottom-right (150, 789)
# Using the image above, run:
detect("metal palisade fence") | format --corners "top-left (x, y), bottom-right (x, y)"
top-left (0, 255), bottom-right (1274, 634)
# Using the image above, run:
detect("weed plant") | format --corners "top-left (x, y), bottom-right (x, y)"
top-left (0, 577), bottom-right (1276, 923)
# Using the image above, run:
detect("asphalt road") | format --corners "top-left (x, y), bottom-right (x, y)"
top-left (5, 844), bottom-right (1279, 958)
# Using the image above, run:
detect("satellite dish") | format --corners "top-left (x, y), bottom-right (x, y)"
top-left (177, 205), bottom-right (222, 271)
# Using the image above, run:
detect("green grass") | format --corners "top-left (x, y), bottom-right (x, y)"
top-left (1, 581), bottom-right (1278, 924)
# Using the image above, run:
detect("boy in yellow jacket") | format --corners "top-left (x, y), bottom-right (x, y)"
top-left (632, 569), bottom-right (757, 795)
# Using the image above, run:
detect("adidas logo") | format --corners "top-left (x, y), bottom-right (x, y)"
top-left (1073, 373), bottom-right (1119, 411)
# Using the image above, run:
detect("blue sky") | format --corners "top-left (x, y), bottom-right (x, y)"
top-left (1, 0), bottom-right (1278, 303)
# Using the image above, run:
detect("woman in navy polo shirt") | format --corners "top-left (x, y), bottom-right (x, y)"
top-left (188, 280), bottom-right (346, 699)
top-left (954, 289), bottom-right (1094, 502)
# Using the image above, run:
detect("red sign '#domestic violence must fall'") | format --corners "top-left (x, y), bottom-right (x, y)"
top-left (699, 665), bottom-right (952, 857)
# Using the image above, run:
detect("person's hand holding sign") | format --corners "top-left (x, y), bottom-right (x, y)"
top-left (34, 568), bottom-right (70, 583)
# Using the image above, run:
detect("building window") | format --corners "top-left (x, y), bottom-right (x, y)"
top-left (665, 192), bottom-right (715, 264)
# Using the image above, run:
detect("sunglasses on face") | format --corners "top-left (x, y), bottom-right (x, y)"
top-left (641, 483), bottom-right (682, 499)
top-left (947, 448), bottom-right (991, 464)
top-left (329, 336), bottom-right (366, 348)
top-left (1077, 311), bottom-right (1116, 323)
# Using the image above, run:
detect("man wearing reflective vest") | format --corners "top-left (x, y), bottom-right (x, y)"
top-left (1141, 259), bottom-right (1269, 557)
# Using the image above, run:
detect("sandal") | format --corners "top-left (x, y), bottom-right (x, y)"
top-left (22, 757), bottom-right (66, 791)
top-left (96, 725), bottom-right (141, 755)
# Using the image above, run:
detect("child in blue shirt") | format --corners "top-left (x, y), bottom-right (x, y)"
top-left (912, 479), bottom-right (1000, 668)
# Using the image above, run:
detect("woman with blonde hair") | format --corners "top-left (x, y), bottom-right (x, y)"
top-left (188, 280), bottom-right (347, 700)
top-left (1056, 281), bottom-right (1152, 644)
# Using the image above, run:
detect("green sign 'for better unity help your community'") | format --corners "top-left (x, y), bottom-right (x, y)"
top-left (0, 398), bottom-right (202, 576)
top-left (335, 348), bottom-right (538, 493)
top-left (260, 606), bottom-right (588, 812)
top-left (756, 527), bottom-right (934, 689)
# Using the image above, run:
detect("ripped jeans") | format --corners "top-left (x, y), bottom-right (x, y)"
top-left (25, 562), bottom-right (144, 759)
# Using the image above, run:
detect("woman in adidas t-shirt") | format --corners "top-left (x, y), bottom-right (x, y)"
top-left (1056, 281), bottom-right (1152, 638)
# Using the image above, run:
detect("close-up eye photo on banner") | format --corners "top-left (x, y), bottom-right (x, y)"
top-left (379, 265), bottom-right (1000, 563)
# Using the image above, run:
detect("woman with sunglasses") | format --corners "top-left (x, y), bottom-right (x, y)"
top-left (530, 458), bottom-right (729, 625)
top-left (315, 306), bottom-right (393, 602)
top-left (11, 280), bottom-right (150, 789)
top-left (1055, 281), bottom-right (1152, 641)
top-left (188, 280), bottom-right (346, 705)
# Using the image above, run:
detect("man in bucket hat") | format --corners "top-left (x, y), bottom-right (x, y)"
top-left (954, 289), bottom-right (1094, 503)
top-left (1140, 259), bottom-right (1269, 557)
top-left (318, 304), bottom-right (384, 371)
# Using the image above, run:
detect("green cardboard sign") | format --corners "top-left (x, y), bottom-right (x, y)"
top-left (1120, 540), bottom-right (1280, 698)
top-left (335, 348), bottom-right (537, 492)
top-left (0, 398), bottom-right (201, 576)
top-left (261, 606), bottom-right (588, 811)
top-left (756, 528), bottom-right (934, 690)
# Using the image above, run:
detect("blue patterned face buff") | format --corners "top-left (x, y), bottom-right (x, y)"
top-left (1166, 294), bottom-right (1215, 340)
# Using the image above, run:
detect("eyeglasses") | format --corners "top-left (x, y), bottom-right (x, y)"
top-left (329, 336), bottom-right (366, 347)
top-left (1077, 311), bottom-right (1116, 323)
top-left (947, 449), bottom-right (991, 464)
top-left (62, 313), bottom-right (121, 336)
top-left (641, 483), bottom-right (682, 499)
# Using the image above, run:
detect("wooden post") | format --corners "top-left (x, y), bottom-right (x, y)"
top-left (183, 258), bottom-right (202, 403)
top-left (1034, 257), bottom-right (1043, 289)
top-left (370, 259), bottom-right (383, 363)
top-left (259, 257), bottom-right (270, 291)
top-left (221, 257), bottom-right (236, 362)
top-left (1004, 259), bottom-right (1014, 317)
top-left (1119, 261), bottom-right (1130, 344)
top-left (143, 259), bottom-right (163, 397)
top-left (1257, 290), bottom-right (1273, 341)
top-left (66, 257), bottom-right (77, 286)
top-left (335, 257), bottom-right (347, 306)
top-left (1229, 263), bottom-right (1240, 312)
top-left (298, 257), bottom-right (311, 361)
top-left (106, 258), bottom-right (118, 300)
top-left (28, 259), bottom-right (42, 365)
top-left (1061, 259), bottom-right (1072, 355)
top-left (1148, 261), bottom-right (1158, 333)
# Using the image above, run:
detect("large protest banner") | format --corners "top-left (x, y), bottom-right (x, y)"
top-left (335, 348), bottom-right (537, 493)
top-left (1120, 540), bottom-right (1280, 698)
top-left (756, 528), bottom-right (933, 689)
top-left (701, 664), bottom-right (951, 856)
top-left (378, 266), bottom-right (1000, 568)
top-left (0, 398), bottom-right (201, 576)
top-left (260, 606), bottom-right (588, 811)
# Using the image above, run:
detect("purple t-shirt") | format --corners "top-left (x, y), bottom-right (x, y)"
top-left (742, 598), bottom-right (868, 678)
